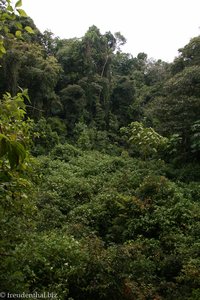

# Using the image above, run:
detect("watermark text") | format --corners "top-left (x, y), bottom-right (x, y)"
top-left (0, 292), bottom-right (57, 299)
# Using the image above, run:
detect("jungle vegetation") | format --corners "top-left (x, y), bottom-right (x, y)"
top-left (0, 1), bottom-right (200, 299)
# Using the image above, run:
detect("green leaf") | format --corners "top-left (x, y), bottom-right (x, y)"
top-left (17, 9), bottom-right (27, 17)
top-left (15, 30), bottom-right (22, 38)
top-left (0, 42), bottom-right (6, 57)
top-left (15, 0), bottom-right (22, 8)
top-left (13, 141), bottom-right (26, 161)
top-left (25, 26), bottom-right (34, 34)
top-left (3, 12), bottom-right (15, 20)
top-left (22, 89), bottom-right (31, 102)
top-left (0, 44), bottom-right (6, 54)
top-left (7, 5), bottom-right (14, 12)
top-left (3, 25), bottom-right (9, 33)
top-left (16, 22), bottom-right (23, 30)
top-left (7, 33), bottom-right (15, 39)
top-left (7, 141), bottom-right (26, 169)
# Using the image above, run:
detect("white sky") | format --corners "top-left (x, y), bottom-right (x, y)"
top-left (21, 0), bottom-right (200, 62)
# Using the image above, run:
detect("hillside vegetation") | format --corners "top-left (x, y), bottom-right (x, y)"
top-left (0, 1), bottom-right (200, 299)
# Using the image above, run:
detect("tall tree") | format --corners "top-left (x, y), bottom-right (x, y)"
top-left (145, 37), bottom-right (200, 159)
top-left (0, 40), bottom-right (62, 117)
top-left (60, 84), bottom-right (86, 132)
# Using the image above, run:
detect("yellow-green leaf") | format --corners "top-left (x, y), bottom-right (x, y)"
top-left (7, 5), bottom-right (14, 12)
top-left (7, 33), bottom-right (15, 39)
top-left (3, 25), bottom-right (9, 33)
top-left (15, 30), bottom-right (22, 38)
top-left (15, 0), bottom-right (22, 8)
top-left (17, 9), bottom-right (27, 17)
top-left (16, 22), bottom-right (23, 30)
top-left (25, 26), bottom-right (34, 34)
top-left (0, 44), bottom-right (6, 54)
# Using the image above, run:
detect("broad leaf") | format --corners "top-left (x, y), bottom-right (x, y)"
top-left (15, 0), bottom-right (22, 8)
top-left (7, 5), bottom-right (14, 12)
top-left (15, 30), bottom-right (22, 38)
top-left (25, 26), bottom-right (34, 34)
top-left (16, 22), bottom-right (23, 30)
top-left (17, 9), bottom-right (27, 17)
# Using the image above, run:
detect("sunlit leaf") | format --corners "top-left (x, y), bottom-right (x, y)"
top-left (0, 44), bottom-right (6, 54)
top-left (15, 0), bottom-right (22, 8)
top-left (15, 30), bottom-right (22, 38)
top-left (17, 9), bottom-right (27, 17)
top-left (7, 5), bottom-right (14, 12)
top-left (25, 26), bottom-right (34, 34)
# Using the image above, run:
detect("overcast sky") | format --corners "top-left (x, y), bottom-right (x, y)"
top-left (22, 0), bottom-right (200, 62)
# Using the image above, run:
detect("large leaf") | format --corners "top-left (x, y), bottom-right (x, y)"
top-left (16, 9), bottom-right (27, 17)
top-left (25, 26), bottom-right (34, 34)
top-left (15, 30), bottom-right (22, 38)
top-left (0, 43), bottom-right (6, 56)
top-left (7, 5), bottom-right (14, 12)
top-left (15, 0), bottom-right (22, 8)
top-left (7, 141), bottom-right (26, 169)
top-left (15, 22), bottom-right (23, 30)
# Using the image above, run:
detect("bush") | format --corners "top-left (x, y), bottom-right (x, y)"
top-left (31, 118), bottom-right (59, 155)
top-left (50, 143), bottom-right (81, 162)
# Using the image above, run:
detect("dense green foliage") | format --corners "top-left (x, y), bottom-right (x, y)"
top-left (0, 1), bottom-right (200, 299)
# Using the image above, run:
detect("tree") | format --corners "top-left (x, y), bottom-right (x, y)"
top-left (38, 30), bottom-right (59, 56)
top-left (121, 121), bottom-right (168, 159)
top-left (112, 52), bottom-right (135, 76)
top-left (82, 26), bottom-right (115, 77)
top-left (0, 1), bottom-right (36, 278)
top-left (144, 37), bottom-right (200, 160)
top-left (145, 66), bottom-right (200, 158)
top-left (144, 58), bottom-right (169, 86)
top-left (60, 84), bottom-right (86, 132)
top-left (0, 40), bottom-right (62, 116)
top-left (0, 89), bottom-right (31, 169)
top-left (111, 76), bottom-right (135, 127)
top-left (0, 0), bottom-right (34, 57)
top-left (171, 36), bottom-right (200, 75)
top-left (0, 89), bottom-right (37, 293)
top-left (56, 38), bottom-right (86, 87)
